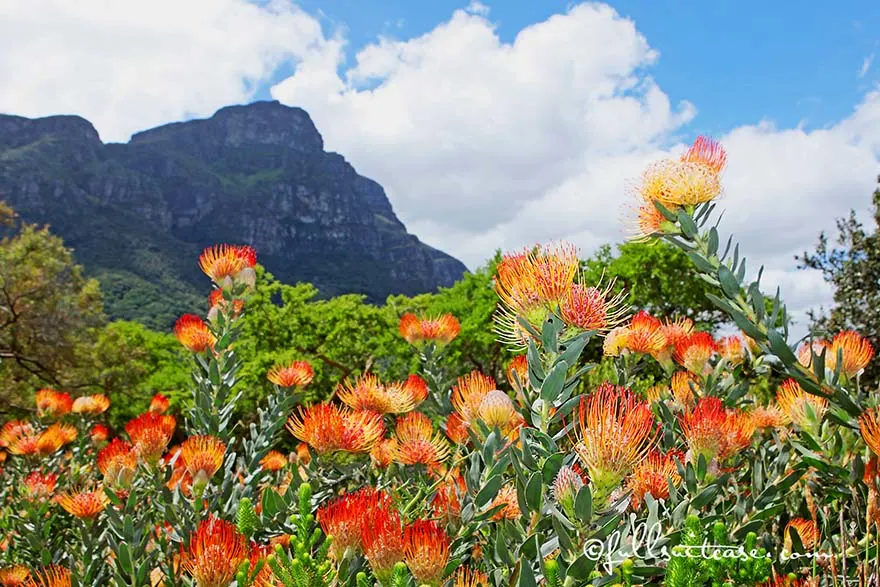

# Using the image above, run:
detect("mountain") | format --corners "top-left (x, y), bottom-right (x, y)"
top-left (0, 101), bottom-right (467, 328)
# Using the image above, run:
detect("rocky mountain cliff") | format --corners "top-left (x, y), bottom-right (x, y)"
top-left (0, 101), bottom-right (467, 328)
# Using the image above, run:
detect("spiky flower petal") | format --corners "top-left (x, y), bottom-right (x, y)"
top-left (399, 313), bottom-right (461, 347)
top-left (404, 520), bottom-right (450, 587)
top-left (259, 450), bottom-right (287, 472)
top-left (56, 488), bottom-right (108, 519)
top-left (266, 361), bottom-right (314, 388)
top-left (627, 450), bottom-right (683, 508)
top-left (35, 389), bottom-right (72, 418)
top-left (394, 412), bottom-right (450, 470)
top-left (125, 412), bottom-right (176, 465)
top-left (180, 435), bottom-right (226, 487)
top-left (97, 438), bottom-right (137, 490)
top-left (71, 394), bottom-right (110, 415)
top-left (828, 330), bottom-right (874, 378)
top-left (317, 488), bottom-right (391, 559)
top-left (181, 516), bottom-right (249, 587)
top-left (286, 403), bottom-right (384, 454)
top-left (776, 379), bottom-right (827, 433)
top-left (174, 314), bottom-right (215, 353)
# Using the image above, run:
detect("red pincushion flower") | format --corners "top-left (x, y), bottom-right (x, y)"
top-left (125, 412), bottom-right (176, 464)
top-left (399, 313), bottom-right (461, 347)
top-left (317, 488), bottom-right (392, 559)
top-left (198, 244), bottom-right (256, 284)
top-left (828, 330), bottom-right (874, 378)
top-left (404, 520), bottom-right (450, 587)
top-left (97, 438), bottom-right (137, 489)
top-left (180, 435), bottom-right (226, 486)
top-left (267, 360), bottom-right (314, 388)
top-left (627, 450), bottom-right (683, 507)
top-left (674, 331), bottom-right (716, 374)
top-left (56, 488), bottom-right (108, 520)
top-left (174, 314), bottom-right (216, 353)
top-left (394, 412), bottom-right (450, 470)
top-left (450, 370), bottom-right (496, 425)
top-left (361, 508), bottom-right (405, 583)
top-left (259, 450), bottom-right (288, 472)
top-left (0, 564), bottom-right (30, 586)
top-left (286, 403), bottom-right (384, 454)
top-left (35, 389), bottom-right (73, 417)
top-left (23, 471), bottom-right (58, 500)
top-left (149, 393), bottom-right (170, 414)
top-left (181, 516), bottom-right (249, 587)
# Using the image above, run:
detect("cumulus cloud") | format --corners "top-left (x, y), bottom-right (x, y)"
top-left (0, 0), bottom-right (329, 142)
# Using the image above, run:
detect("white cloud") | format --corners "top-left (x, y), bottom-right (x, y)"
top-left (860, 53), bottom-right (875, 78)
top-left (0, 0), bottom-right (330, 142)
top-left (465, 1), bottom-right (490, 16)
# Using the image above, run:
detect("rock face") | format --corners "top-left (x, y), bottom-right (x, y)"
top-left (0, 101), bottom-right (467, 327)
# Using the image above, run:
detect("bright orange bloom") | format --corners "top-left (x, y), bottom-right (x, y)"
top-left (396, 374), bottom-right (429, 404)
top-left (295, 442), bottom-right (311, 464)
top-left (370, 438), bottom-right (398, 469)
top-left (506, 355), bottom-right (529, 391)
top-left (89, 423), bottom-right (110, 443)
top-left (721, 409), bottom-right (756, 458)
top-left (860, 408), bottom-right (880, 456)
top-left (399, 313), bottom-right (461, 347)
top-left (489, 484), bottom-right (521, 521)
top-left (645, 384), bottom-right (669, 404)
top-left (71, 394), bottom-right (110, 414)
top-left (450, 370), bottom-right (496, 425)
top-left (654, 317), bottom-right (695, 362)
top-left (361, 508), bottom-right (405, 584)
top-left (97, 438), bottom-right (137, 489)
top-left (259, 450), bottom-right (288, 472)
top-left (149, 393), bottom-right (170, 414)
top-left (633, 201), bottom-right (668, 240)
top-left (207, 289), bottom-right (245, 317)
top-left (23, 471), bottom-right (58, 499)
top-left (4, 423), bottom-right (39, 456)
top-left (317, 488), bottom-right (392, 558)
top-left (125, 412), bottom-right (176, 464)
top-left (679, 397), bottom-right (728, 463)
top-left (453, 567), bottom-right (489, 587)
top-left (404, 520), bottom-right (450, 587)
top-left (785, 518), bottom-right (819, 551)
top-left (750, 404), bottom-right (787, 430)
top-left (776, 379), bottom-right (827, 432)
top-left (337, 373), bottom-right (415, 414)
top-left (180, 435), bottom-right (226, 486)
top-left (0, 565), bottom-right (30, 586)
top-left (796, 339), bottom-right (830, 370)
top-left (174, 314), bottom-right (216, 353)
top-left (181, 516), bottom-right (249, 587)
top-left (198, 244), bottom-right (257, 286)
top-left (627, 450), bottom-right (683, 508)
top-left (828, 330), bottom-right (874, 378)
top-left (670, 371), bottom-right (699, 409)
top-left (286, 403), bottom-right (384, 454)
top-left (637, 158), bottom-right (722, 207)
top-left (56, 488), bottom-right (109, 519)
top-left (574, 383), bottom-right (658, 500)
top-left (21, 566), bottom-right (70, 587)
top-left (445, 413), bottom-right (469, 445)
top-left (717, 335), bottom-right (745, 366)
top-left (35, 425), bottom-right (67, 456)
top-left (674, 331), bottom-right (716, 374)
top-left (35, 389), bottom-right (72, 417)
top-left (623, 311), bottom-right (666, 356)
top-left (603, 326), bottom-right (630, 357)
top-left (431, 475), bottom-right (465, 525)
top-left (560, 280), bottom-right (627, 333)
top-left (394, 412), bottom-right (450, 470)
top-left (681, 135), bottom-right (727, 174)
top-left (267, 360), bottom-right (314, 388)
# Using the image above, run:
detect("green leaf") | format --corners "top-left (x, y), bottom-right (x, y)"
top-left (707, 227), bottom-right (719, 256)
top-left (540, 360), bottom-right (569, 401)
top-left (541, 453), bottom-right (564, 485)
top-left (541, 316), bottom-right (560, 352)
top-left (687, 251), bottom-right (716, 273)
top-left (690, 485), bottom-right (718, 509)
top-left (557, 333), bottom-right (590, 367)
top-left (717, 264), bottom-right (740, 299)
top-left (653, 200), bottom-right (679, 222)
top-left (677, 210), bottom-right (699, 238)
top-left (525, 473), bottom-right (543, 513)
top-left (766, 329), bottom-right (798, 364)
top-left (519, 558), bottom-right (537, 587)
top-left (574, 486), bottom-right (592, 525)
top-left (475, 475), bottom-right (503, 508)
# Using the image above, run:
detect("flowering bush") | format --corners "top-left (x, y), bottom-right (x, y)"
top-left (2, 139), bottom-right (880, 587)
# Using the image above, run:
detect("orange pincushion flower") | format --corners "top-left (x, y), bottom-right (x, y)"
top-left (35, 389), bottom-right (72, 417)
top-left (627, 449), bottom-right (683, 507)
top-left (645, 384), bottom-right (669, 404)
top-left (181, 516), bottom-right (249, 587)
top-left (453, 568), bottom-right (489, 587)
top-left (399, 313), bottom-right (461, 347)
top-left (623, 311), bottom-right (666, 355)
top-left (317, 488), bottom-right (392, 558)
top-left (337, 373), bottom-right (415, 414)
top-left (717, 335), bottom-right (745, 366)
top-left (72, 394), bottom-right (110, 415)
top-left (506, 355), bottom-right (529, 391)
top-left (681, 135), bottom-right (727, 174)
top-left (35, 425), bottom-right (66, 456)
top-left (796, 339), bottom-right (830, 370)
top-left (776, 379), bottom-right (827, 432)
top-left (370, 438), bottom-right (398, 469)
top-left (670, 371), bottom-right (699, 409)
top-left (721, 409), bottom-right (756, 458)
top-left (361, 508), bottom-right (405, 583)
top-left (97, 438), bottom-right (137, 489)
top-left (637, 158), bottom-right (722, 207)
top-left (674, 331), bottom-right (716, 374)
top-left (860, 408), bottom-right (880, 456)
top-left (404, 520), bottom-right (450, 587)
top-left (560, 280), bottom-right (627, 333)
top-left (655, 317), bottom-right (695, 362)
top-left (450, 370), bottom-right (496, 424)
top-left (394, 412), bottom-right (450, 469)
top-left (602, 326), bottom-right (630, 357)
top-left (679, 397), bottom-right (728, 462)
top-left (445, 413), bottom-right (469, 445)
top-left (125, 412), bottom-right (176, 464)
top-left (23, 471), bottom-right (58, 499)
top-left (267, 360), bottom-right (314, 388)
top-left (1, 421), bottom-right (33, 448)
top-left (21, 566), bottom-right (70, 587)
top-left (259, 450), bottom-right (288, 472)
top-left (180, 435), bottom-right (226, 486)
top-left (56, 487), bottom-right (109, 519)
top-left (90, 423), bottom-right (110, 443)
top-left (198, 244), bottom-right (256, 285)
top-left (574, 383), bottom-right (658, 498)
top-left (750, 404), bottom-right (787, 430)
top-left (489, 484), bottom-right (521, 521)
top-left (432, 475), bottom-right (465, 525)
top-left (785, 518), bottom-right (819, 551)
top-left (828, 330), bottom-right (874, 378)
top-left (174, 314), bottom-right (216, 353)
top-left (396, 374), bottom-right (429, 404)
top-left (286, 403), bottom-right (384, 454)
top-left (149, 393), bottom-right (170, 413)
top-left (0, 565), bottom-right (30, 586)
top-left (632, 201), bottom-right (668, 240)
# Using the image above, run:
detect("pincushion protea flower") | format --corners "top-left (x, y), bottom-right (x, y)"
top-left (23, 471), bottom-right (58, 499)
top-left (552, 465), bottom-right (584, 518)
top-left (198, 244), bottom-right (257, 288)
top-left (20, 565), bottom-right (70, 587)
top-left (90, 424), bottom-right (110, 443)
top-left (149, 393), bottom-right (170, 413)
top-left (361, 508), bottom-right (405, 584)
top-left (399, 313), bottom-right (461, 347)
top-left (717, 335), bottom-right (745, 365)
top-left (627, 449), bottom-right (683, 508)
top-left (71, 394), bottom-right (110, 414)
top-left (35, 389), bottom-right (72, 417)
top-left (4, 426), bottom-right (39, 456)
top-left (574, 383), bottom-right (658, 503)
top-left (394, 412), bottom-right (450, 470)
top-left (174, 314), bottom-right (216, 353)
top-left (670, 371), bottom-right (699, 409)
top-left (180, 435), bottom-right (226, 488)
top-left (317, 488), bottom-right (392, 558)
top-left (622, 311), bottom-right (666, 356)
top-left (602, 326), bottom-right (629, 357)
top-left (784, 518), bottom-right (819, 551)
top-left (828, 330), bottom-right (874, 378)
top-left (97, 438), bottom-right (137, 490)
top-left (207, 289), bottom-right (245, 318)
top-left (259, 450), bottom-right (288, 472)
top-left (450, 370), bottom-right (496, 425)
top-left (370, 438), bottom-right (398, 469)
top-left (776, 379), bottom-right (827, 434)
top-left (506, 355), bottom-right (529, 391)
top-left (488, 484), bottom-right (521, 521)
top-left (681, 135), bottom-right (727, 174)
top-left (444, 413), bottom-right (469, 445)
top-left (679, 397), bottom-right (727, 463)
top-left (431, 474), bottom-right (465, 526)
top-left (674, 331), bottom-right (716, 374)
top-left (476, 390), bottom-right (524, 438)
top-left (266, 360), bottom-right (314, 388)
top-left (654, 317), bottom-right (694, 363)
top-left (286, 403), bottom-right (384, 454)
top-left (860, 408), bottom-right (880, 456)
top-left (636, 152), bottom-right (723, 207)
top-left (36, 424), bottom-right (70, 456)
top-left (399, 374), bottom-right (429, 404)
top-left (337, 373), bottom-right (415, 415)
top-left (181, 516), bottom-right (249, 587)
top-left (559, 279), bottom-right (627, 333)
top-left (750, 404), bottom-right (787, 430)
top-left (452, 567), bottom-right (489, 587)
top-left (0, 565), bottom-right (30, 586)
top-left (125, 412), bottom-right (176, 465)
top-left (404, 520), bottom-right (450, 587)
top-left (720, 409), bottom-right (756, 459)
top-left (56, 487), bottom-right (109, 519)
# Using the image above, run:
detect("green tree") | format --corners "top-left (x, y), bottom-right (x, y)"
top-left (798, 176), bottom-right (880, 384)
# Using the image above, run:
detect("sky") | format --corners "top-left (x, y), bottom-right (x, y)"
top-left (0, 0), bottom-right (878, 335)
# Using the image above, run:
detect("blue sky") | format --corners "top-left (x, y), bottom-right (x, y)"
top-left (271, 0), bottom-right (879, 135)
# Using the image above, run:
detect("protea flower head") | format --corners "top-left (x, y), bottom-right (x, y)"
top-left (20, 565), bottom-right (70, 587)
top-left (636, 157), bottom-right (723, 207)
top-left (860, 408), bottom-right (880, 456)
top-left (71, 394), bottom-right (110, 415)
top-left (720, 409), bottom-right (756, 459)
top-left (784, 518), bottom-right (819, 551)
top-left (452, 567), bottom-right (489, 587)
top-left (361, 508), bottom-right (405, 584)
top-left (630, 200), bottom-right (669, 240)
top-left (627, 449), bottom-right (683, 508)
top-left (181, 516), bottom-right (249, 587)
top-left (645, 384), bottom-right (669, 404)
top-left (97, 438), bottom-right (137, 490)
top-left (266, 360), bottom-right (314, 388)
top-left (750, 404), bottom-right (788, 430)
top-left (259, 450), bottom-right (288, 472)
top-left (828, 330), bottom-right (874, 378)
top-left (552, 465), bottom-right (585, 518)
top-left (286, 403), bottom-right (384, 454)
top-left (149, 393), bottom-right (170, 414)
top-left (717, 335), bottom-right (745, 366)
top-left (654, 317), bottom-right (695, 363)
top-left (198, 244), bottom-right (257, 289)
top-left (574, 383), bottom-right (658, 504)
top-left (125, 412), bottom-right (176, 465)
top-left (35, 389), bottom-right (72, 418)
top-left (22, 471), bottom-right (58, 500)
top-left (681, 135), bottom-right (727, 174)
top-left (559, 278), bottom-right (627, 333)
top-left (602, 326), bottom-right (630, 357)
top-left (450, 370), bottom-right (496, 425)
top-left (679, 397), bottom-right (728, 463)
top-left (776, 379), bottom-right (827, 434)
top-left (90, 424), bottom-right (110, 443)
top-left (431, 474), bottom-right (465, 526)
top-left (337, 373), bottom-right (415, 415)
top-left (317, 488), bottom-right (392, 559)
top-left (477, 390), bottom-right (518, 430)
top-left (370, 438), bottom-right (398, 469)
top-left (56, 487), bottom-right (109, 520)
top-left (383, 374), bottom-right (429, 407)
top-left (0, 565), bottom-right (30, 586)
top-left (506, 355), bottom-right (529, 392)
top-left (180, 435), bottom-right (226, 491)
top-left (399, 313), bottom-right (461, 347)
top-left (489, 484), bottom-right (522, 521)
top-left (36, 424), bottom-right (71, 456)
top-left (669, 371), bottom-right (699, 410)
top-left (404, 520), bottom-right (450, 587)
top-left (674, 331), bottom-right (716, 375)
top-left (444, 412), bottom-right (470, 445)
top-left (3, 421), bottom-right (39, 456)
top-left (622, 311), bottom-right (666, 356)
top-left (174, 314), bottom-right (216, 353)
top-left (394, 412), bottom-right (450, 470)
